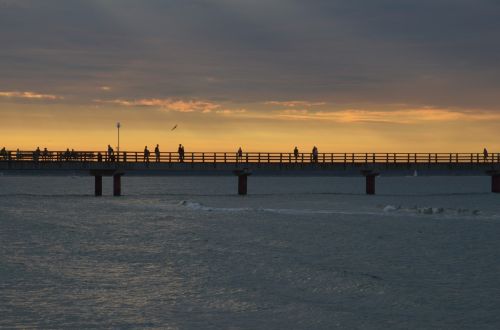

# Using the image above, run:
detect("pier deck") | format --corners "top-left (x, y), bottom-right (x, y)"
top-left (1, 151), bottom-right (500, 195)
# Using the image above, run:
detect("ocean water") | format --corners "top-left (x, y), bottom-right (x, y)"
top-left (1, 175), bottom-right (500, 329)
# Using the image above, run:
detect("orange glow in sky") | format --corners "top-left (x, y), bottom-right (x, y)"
top-left (1, 97), bottom-right (499, 153)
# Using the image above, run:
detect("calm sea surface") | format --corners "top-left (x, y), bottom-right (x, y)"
top-left (1, 176), bottom-right (500, 329)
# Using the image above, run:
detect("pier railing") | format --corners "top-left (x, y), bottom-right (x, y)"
top-left (1, 151), bottom-right (499, 164)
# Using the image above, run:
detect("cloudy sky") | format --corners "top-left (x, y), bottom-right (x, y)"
top-left (1, 0), bottom-right (500, 151)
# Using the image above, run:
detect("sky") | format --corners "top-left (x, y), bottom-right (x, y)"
top-left (1, 0), bottom-right (500, 152)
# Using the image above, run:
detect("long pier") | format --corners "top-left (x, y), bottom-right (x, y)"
top-left (1, 150), bottom-right (500, 196)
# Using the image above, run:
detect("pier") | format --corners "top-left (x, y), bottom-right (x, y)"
top-left (1, 150), bottom-right (500, 196)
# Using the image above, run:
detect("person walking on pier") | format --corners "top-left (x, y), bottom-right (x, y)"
top-left (237, 147), bottom-right (243, 161)
top-left (64, 148), bottom-right (71, 161)
top-left (42, 148), bottom-right (49, 161)
top-left (107, 145), bottom-right (114, 162)
top-left (178, 144), bottom-right (184, 162)
top-left (144, 146), bottom-right (150, 163)
top-left (312, 146), bottom-right (319, 163)
top-left (294, 146), bottom-right (299, 161)
top-left (155, 144), bottom-right (160, 162)
top-left (484, 148), bottom-right (489, 162)
top-left (33, 147), bottom-right (41, 163)
top-left (0, 147), bottom-right (7, 160)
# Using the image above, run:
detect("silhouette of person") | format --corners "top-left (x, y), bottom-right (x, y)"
top-left (294, 146), bottom-right (299, 160)
top-left (42, 147), bottom-right (49, 161)
top-left (0, 147), bottom-right (6, 160)
top-left (33, 147), bottom-right (41, 163)
top-left (178, 144), bottom-right (184, 162)
top-left (144, 146), bottom-right (150, 163)
top-left (312, 146), bottom-right (318, 163)
top-left (484, 148), bottom-right (489, 161)
top-left (107, 144), bottom-right (114, 162)
top-left (154, 144), bottom-right (160, 162)
top-left (64, 148), bottom-right (70, 161)
top-left (237, 147), bottom-right (243, 161)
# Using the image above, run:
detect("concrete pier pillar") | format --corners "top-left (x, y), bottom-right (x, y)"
top-left (366, 175), bottom-right (376, 195)
top-left (113, 174), bottom-right (122, 196)
top-left (234, 169), bottom-right (252, 195)
top-left (361, 170), bottom-right (379, 195)
top-left (95, 175), bottom-right (102, 196)
top-left (238, 175), bottom-right (248, 195)
top-left (492, 175), bottom-right (500, 193)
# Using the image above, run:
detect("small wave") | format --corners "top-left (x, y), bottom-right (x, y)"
top-left (178, 200), bottom-right (252, 212)
top-left (177, 200), bottom-right (492, 219)
top-left (382, 204), bottom-right (481, 216)
top-left (178, 200), bottom-right (383, 217)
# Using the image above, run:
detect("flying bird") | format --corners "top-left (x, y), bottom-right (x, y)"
top-left (171, 124), bottom-right (178, 131)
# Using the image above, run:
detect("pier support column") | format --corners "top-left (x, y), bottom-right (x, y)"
top-left (361, 170), bottom-right (379, 195)
top-left (234, 169), bottom-right (252, 195)
top-left (238, 175), bottom-right (248, 195)
top-left (113, 174), bottom-right (122, 196)
top-left (366, 175), bottom-right (376, 195)
top-left (94, 175), bottom-right (102, 196)
top-left (492, 175), bottom-right (500, 193)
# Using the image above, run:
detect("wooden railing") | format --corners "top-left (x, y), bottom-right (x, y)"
top-left (1, 151), bottom-right (499, 164)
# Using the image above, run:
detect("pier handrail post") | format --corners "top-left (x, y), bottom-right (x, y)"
top-left (135, 152), bottom-right (138, 162)
top-left (372, 153), bottom-right (375, 163)
top-left (268, 153), bottom-right (270, 163)
top-left (280, 153), bottom-right (282, 163)
top-left (365, 153), bottom-right (368, 164)
top-left (344, 153), bottom-right (346, 164)
top-left (386, 153), bottom-right (389, 163)
top-left (202, 152), bottom-right (205, 163)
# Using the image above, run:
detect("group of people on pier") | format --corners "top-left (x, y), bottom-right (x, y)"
top-left (0, 146), bottom-right (88, 162)
top-left (2, 145), bottom-right (493, 164)
top-left (1, 145), bottom-right (322, 163)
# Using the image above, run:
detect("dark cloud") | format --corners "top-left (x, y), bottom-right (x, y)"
top-left (1, 0), bottom-right (499, 109)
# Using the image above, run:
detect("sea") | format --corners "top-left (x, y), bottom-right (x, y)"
top-left (1, 175), bottom-right (500, 329)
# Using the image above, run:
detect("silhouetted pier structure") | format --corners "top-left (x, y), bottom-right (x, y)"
top-left (1, 150), bottom-right (500, 196)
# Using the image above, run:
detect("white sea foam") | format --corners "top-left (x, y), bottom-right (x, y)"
top-left (178, 199), bottom-right (486, 220)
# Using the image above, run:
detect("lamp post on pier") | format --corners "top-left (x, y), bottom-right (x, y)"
top-left (116, 122), bottom-right (121, 160)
